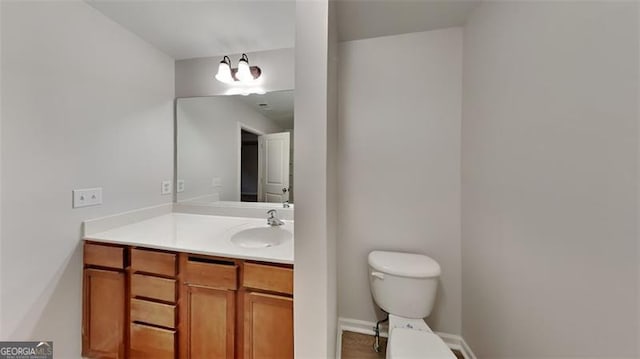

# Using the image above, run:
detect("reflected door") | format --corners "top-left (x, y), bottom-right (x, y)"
top-left (259, 132), bottom-right (290, 203)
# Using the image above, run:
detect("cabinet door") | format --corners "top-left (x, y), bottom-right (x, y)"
top-left (82, 268), bottom-right (125, 359)
top-left (180, 284), bottom-right (235, 359)
top-left (243, 292), bottom-right (293, 359)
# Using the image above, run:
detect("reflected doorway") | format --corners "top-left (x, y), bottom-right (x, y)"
top-left (241, 129), bottom-right (259, 202)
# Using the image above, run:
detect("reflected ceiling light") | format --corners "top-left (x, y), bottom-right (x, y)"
top-left (215, 53), bottom-right (262, 84)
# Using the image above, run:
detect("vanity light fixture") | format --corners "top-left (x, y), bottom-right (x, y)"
top-left (215, 56), bottom-right (234, 83)
top-left (215, 53), bottom-right (262, 84)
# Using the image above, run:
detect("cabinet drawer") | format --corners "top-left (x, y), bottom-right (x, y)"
top-left (243, 262), bottom-right (293, 295)
top-left (183, 256), bottom-right (237, 290)
top-left (84, 242), bottom-right (124, 269)
top-left (131, 274), bottom-right (176, 303)
top-left (130, 298), bottom-right (176, 329)
top-left (130, 323), bottom-right (175, 359)
top-left (131, 248), bottom-right (176, 277)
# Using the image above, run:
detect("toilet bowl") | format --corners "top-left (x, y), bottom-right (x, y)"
top-left (368, 250), bottom-right (455, 359)
top-left (388, 327), bottom-right (456, 359)
top-left (385, 314), bottom-right (454, 359)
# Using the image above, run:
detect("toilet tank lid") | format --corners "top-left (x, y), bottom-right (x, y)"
top-left (368, 251), bottom-right (441, 278)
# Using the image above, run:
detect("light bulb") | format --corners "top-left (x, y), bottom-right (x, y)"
top-left (215, 58), bottom-right (234, 84)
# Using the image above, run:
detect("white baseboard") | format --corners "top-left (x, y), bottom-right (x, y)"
top-left (336, 317), bottom-right (476, 359)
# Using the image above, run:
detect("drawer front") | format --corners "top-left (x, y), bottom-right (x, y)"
top-left (130, 298), bottom-right (176, 329)
top-left (131, 249), bottom-right (176, 277)
top-left (130, 323), bottom-right (175, 359)
top-left (131, 274), bottom-right (176, 303)
top-left (84, 242), bottom-right (124, 269)
top-left (183, 257), bottom-right (237, 290)
top-left (243, 262), bottom-right (293, 295)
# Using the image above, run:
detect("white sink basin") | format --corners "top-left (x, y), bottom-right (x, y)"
top-left (230, 226), bottom-right (293, 248)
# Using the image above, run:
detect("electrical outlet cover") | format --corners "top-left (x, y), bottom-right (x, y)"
top-left (177, 180), bottom-right (185, 193)
top-left (73, 188), bottom-right (103, 208)
top-left (161, 180), bottom-right (172, 195)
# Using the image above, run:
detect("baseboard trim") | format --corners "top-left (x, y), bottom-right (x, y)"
top-left (336, 317), bottom-right (476, 359)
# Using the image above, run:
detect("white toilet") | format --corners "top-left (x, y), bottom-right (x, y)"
top-left (368, 250), bottom-right (456, 359)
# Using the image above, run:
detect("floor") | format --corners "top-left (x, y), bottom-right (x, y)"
top-left (341, 331), bottom-right (464, 359)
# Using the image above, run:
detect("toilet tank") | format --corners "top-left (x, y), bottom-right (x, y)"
top-left (368, 251), bottom-right (441, 319)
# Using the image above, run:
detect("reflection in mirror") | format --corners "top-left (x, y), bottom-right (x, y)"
top-left (176, 90), bottom-right (294, 208)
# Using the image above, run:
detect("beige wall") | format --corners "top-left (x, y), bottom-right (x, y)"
top-left (462, 2), bottom-right (639, 357)
top-left (0, 2), bottom-right (174, 356)
top-left (327, 0), bottom-right (339, 353)
top-left (294, 0), bottom-right (339, 356)
top-left (337, 28), bottom-right (463, 334)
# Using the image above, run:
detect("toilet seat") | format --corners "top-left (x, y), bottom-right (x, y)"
top-left (388, 328), bottom-right (456, 359)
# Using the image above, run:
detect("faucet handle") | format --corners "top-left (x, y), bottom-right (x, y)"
top-left (267, 209), bottom-right (277, 217)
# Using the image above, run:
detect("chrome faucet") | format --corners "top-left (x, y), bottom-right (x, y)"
top-left (283, 201), bottom-right (290, 208)
top-left (267, 209), bottom-right (284, 227)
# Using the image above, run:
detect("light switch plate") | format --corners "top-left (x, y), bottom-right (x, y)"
top-left (73, 188), bottom-right (102, 208)
top-left (161, 180), bottom-right (172, 195)
top-left (177, 180), bottom-right (185, 193)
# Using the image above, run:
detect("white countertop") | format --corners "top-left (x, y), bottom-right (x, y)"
top-left (84, 213), bottom-right (294, 264)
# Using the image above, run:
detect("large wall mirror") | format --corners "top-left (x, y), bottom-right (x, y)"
top-left (176, 90), bottom-right (294, 207)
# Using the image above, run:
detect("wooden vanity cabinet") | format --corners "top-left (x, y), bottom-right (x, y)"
top-left (83, 242), bottom-right (293, 359)
top-left (179, 254), bottom-right (238, 359)
top-left (241, 262), bottom-right (294, 359)
top-left (82, 242), bottom-right (126, 359)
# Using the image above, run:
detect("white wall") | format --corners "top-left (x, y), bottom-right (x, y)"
top-left (337, 28), bottom-right (462, 334)
top-left (294, 0), bottom-right (338, 356)
top-left (0, 2), bottom-right (174, 357)
top-left (176, 96), bottom-right (284, 202)
top-left (462, 2), bottom-right (639, 357)
top-left (175, 47), bottom-right (294, 98)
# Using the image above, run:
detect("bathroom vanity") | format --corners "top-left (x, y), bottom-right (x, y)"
top-left (81, 213), bottom-right (294, 359)
top-left (81, 85), bottom-right (297, 358)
